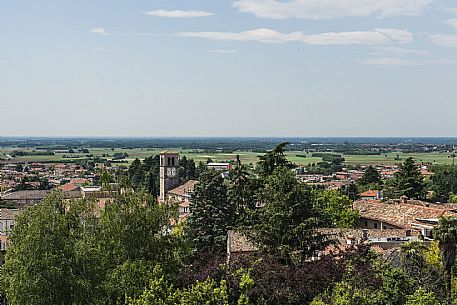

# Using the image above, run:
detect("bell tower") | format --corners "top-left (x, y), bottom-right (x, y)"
top-left (159, 152), bottom-right (180, 202)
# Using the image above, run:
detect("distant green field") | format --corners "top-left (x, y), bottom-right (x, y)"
top-left (1, 147), bottom-right (455, 166)
top-left (343, 152), bottom-right (455, 165)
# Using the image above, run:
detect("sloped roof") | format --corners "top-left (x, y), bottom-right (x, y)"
top-left (1, 190), bottom-right (81, 201)
top-left (1, 190), bottom-right (51, 200)
top-left (168, 180), bottom-right (197, 197)
top-left (58, 183), bottom-right (80, 192)
top-left (360, 190), bottom-right (379, 197)
top-left (0, 209), bottom-right (20, 220)
top-left (353, 200), bottom-right (457, 229)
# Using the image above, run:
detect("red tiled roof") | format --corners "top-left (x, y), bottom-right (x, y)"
top-left (58, 183), bottom-right (80, 192)
top-left (70, 178), bottom-right (89, 185)
top-left (360, 190), bottom-right (379, 197)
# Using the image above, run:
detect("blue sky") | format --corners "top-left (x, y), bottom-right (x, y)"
top-left (1, 0), bottom-right (457, 137)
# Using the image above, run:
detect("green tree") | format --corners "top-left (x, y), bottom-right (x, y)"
top-left (429, 165), bottom-right (457, 202)
top-left (186, 170), bottom-right (234, 254)
top-left (315, 190), bottom-right (359, 228)
top-left (0, 192), bottom-right (96, 305)
top-left (129, 158), bottom-right (144, 187)
top-left (387, 157), bottom-right (426, 199)
top-left (339, 183), bottom-right (360, 201)
top-left (142, 155), bottom-right (161, 197)
top-left (179, 156), bottom-right (196, 184)
top-left (405, 288), bottom-right (443, 305)
top-left (128, 155), bottom-right (161, 197)
top-left (228, 156), bottom-right (261, 227)
top-left (130, 266), bottom-right (254, 305)
top-left (400, 241), bottom-right (446, 301)
top-left (130, 275), bottom-right (230, 305)
top-left (358, 165), bottom-right (382, 186)
top-left (257, 142), bottom-right (293, 177)
top-left (96, 192), bottom-right (187, 304)
top-left (313, 252), bottom-right (415, 305)
top-left (1, 191), bottom-right (188, 305)
top-left (249, 167), bottom-right (329, 263)
top-left (433, 217), bottom-right (457, 304)
top-left (15, 164), bottom-right (23, 172)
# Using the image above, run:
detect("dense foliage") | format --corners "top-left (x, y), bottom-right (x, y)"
top-left (128, 155), bottom-right (197, 197)
top-left (0, 192), bottom-right (187, 305)
top-left (4, 144), bottom-right (457, 305)
top-left (429, 165), bottom-right (457, 203)
top-left (186, 170), bottom-right (235, 254)
top-left (384, 157), bottom-right (426, 200)
top-left (358, 165), bottom-right (382, 188)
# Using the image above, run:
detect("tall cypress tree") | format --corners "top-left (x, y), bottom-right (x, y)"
top-left (186, 171), bottom-right (234, 254)
top-left (228, 156), bottom-right (261, 227)
top-left (250, 167), bottom-right (329, 264)
top-left (391, 157), bottom-right (426, 199)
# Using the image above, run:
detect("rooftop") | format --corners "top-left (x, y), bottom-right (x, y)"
top-left (353, 200), bottom-right (457, 229)
top-left (167, 180), bottom-right (198, 197)
top-left (360, 190), bottom-right (379, 197)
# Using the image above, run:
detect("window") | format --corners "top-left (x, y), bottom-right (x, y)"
top-left (364, 221), bottom-right (368, 227)
top-left (374, 223), bottom-right (378, 229)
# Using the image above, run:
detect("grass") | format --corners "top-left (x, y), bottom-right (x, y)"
top-left (1, 147), bottom-right (456, 166)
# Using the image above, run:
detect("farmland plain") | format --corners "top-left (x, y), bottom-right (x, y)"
top-left (1, 147), bottom-right (456, 166)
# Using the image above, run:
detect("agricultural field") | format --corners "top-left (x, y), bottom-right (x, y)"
top-left (343, 152), bottom-right (456, 165)
top-left (1, 146), bottom-right (456, 167)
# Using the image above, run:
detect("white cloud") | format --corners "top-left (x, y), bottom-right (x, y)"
top-left (370, 46), bottom-right (428, 56)
top-left (90, 27), bottom-right (108, 35)
top-left (445, 18), bottom-right (457, 30)
top-left (232, 0), bottom-right (431, 20)
top-left (96, 47), bottom-right (121, 52)
top-left (131, 32), bottom-right (152, 36)
top-left (429, 33), bottom-right (457, 47)
top-left (178, 28), bottom-right (413, 45)
top-left (143, 10), bottom-right (213, 18)
top-left (359, 57), bottom-right (416, 66)
top-left (208, 49), bottom-right (238, 53)
top-left (359, 57), bottom-right (457, 66)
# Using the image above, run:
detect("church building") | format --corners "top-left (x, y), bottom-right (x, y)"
top-left (159, 152), bottom-right (180, 202)
top-left (159, 152), bottom-right (197, 220)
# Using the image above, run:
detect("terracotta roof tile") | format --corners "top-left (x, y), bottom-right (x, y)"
top-left (353, 200), bottom-right (457, 229)
top-left (167, 180), bottom-right (197, 197)
top-left (360, 190), bottom-right (379, 197)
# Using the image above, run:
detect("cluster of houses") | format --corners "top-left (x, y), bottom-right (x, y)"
top-left (294, 164), bottom-right (434, 190)
top-left (0, 162), bottom-right (92, 192)
top-left (0, 152), bottom-right (449, 265)
top-left (228, 197), bottom-right (455, 263)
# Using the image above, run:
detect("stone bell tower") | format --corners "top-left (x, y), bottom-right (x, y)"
top-left (159, 152), bottom-right (180, 202)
